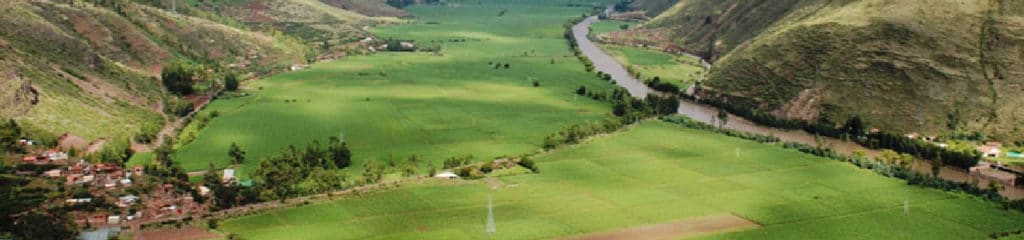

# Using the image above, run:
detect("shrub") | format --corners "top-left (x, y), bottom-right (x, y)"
top-left (518, 157), bottom-right (539, 173)
top-left (224, 74), bottom-right (239, 91)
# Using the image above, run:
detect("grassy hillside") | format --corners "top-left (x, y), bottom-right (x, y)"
top-left (319, 0), bottom-right (409, 17)
top-left (642, 0), bottom-right (1024, 143)
top-left (629, 0), bottom-right (678, 17)
top-left (0, 0), bottom-right (329, 142)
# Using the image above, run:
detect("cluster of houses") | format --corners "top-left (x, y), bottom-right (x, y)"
top-left (20, 149), bottom-right (69, 165)
top-left (8, 144), bottom-right (209, 228)
top-left (49, 160), bottom-right (141, 187)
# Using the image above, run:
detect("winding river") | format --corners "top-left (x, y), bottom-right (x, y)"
top-left (571, 15), bottom-right (1024, 199)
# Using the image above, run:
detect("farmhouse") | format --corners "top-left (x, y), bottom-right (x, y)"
top-left (978, 142), bottom-right (1003, 158)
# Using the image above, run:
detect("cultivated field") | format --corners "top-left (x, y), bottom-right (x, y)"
top-left (173, 0), bottom-right (619, 173)
top-left (219, 121), bottom-right (1024, 239)
top-left (590, 20), bottom-right (634, 35)
top-left (600, 44), bottom-right (704, 89)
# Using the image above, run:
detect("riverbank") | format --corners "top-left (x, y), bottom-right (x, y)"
top-left (571, 15), bottom-right (1024, 199)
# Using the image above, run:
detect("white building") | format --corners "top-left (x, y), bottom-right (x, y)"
top-left (434, 171), bottom-right (459, 179)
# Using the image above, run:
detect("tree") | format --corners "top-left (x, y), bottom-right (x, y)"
top-left (161, 61), bottom-right (196, 95)
top-left (203, 163), bottom-right (220, 187)
top-left (302, 140), bottom-right (325, 167)
top-left (717, 109), bottom-right (729, 128)
top-left (154, 141), bottom-right (173, 168)
top-left (576, 86), bottom-right (587, 95)
top-left (328, 137), bottom-right (351, 169)
top-left (0, 119), bottom-right (22, 152)
top-left (842, 116), bottom-right (866, 137)
top-left (224, 74), bottom-right (239, 91)
top-left (228, 142), bottom-right (246, 165)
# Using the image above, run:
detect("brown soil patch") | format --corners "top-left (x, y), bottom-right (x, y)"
top-left (563, 214), bottom-right (759, 240)
top-left (57, 133), bottom-right (88, 151)
top-left (134, 226), bottom-right (219, 240)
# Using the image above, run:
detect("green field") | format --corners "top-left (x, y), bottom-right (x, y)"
top-left (601, 44), bottom-right (704, 88)
top-left (172, 0), bottom-right (618, 174)
top-left (220, 121), bottom-right (1024, 239)
top-left (590, 19), bottom-right (633, 35)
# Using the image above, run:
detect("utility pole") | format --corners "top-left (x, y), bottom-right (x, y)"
top-left (486, 195), bottom-right (496, 234)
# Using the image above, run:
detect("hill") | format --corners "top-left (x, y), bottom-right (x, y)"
top-left (319, 0), bottom-right (409, 17)
top-left (633, 0), bottom-right (1024, 143)
top-left (0, 0), bottom-right (371, 144)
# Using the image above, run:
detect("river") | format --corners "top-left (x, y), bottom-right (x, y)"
top-left (571, 15), bottom-right (1024, 199)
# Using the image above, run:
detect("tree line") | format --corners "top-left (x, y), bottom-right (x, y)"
top-left (692, 92), bottom-right (980, 169)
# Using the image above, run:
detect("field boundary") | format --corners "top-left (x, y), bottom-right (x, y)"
top-left (561, 213), bottom-right (760, 240)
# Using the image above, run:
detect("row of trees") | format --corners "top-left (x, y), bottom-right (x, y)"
top-left (693, 93), bottom-right (981, 169)
top-left (861, 131), bottom-right (980, 169)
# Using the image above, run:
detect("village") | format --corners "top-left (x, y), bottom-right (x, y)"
top-left (8, 136), bottom-right (242, 234)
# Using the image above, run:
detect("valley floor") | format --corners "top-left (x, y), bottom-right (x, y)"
top-left (220, 121), bottom-right (1024, 239)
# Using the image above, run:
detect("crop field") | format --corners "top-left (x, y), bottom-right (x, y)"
top-left (600, 44), bottom-right (704, 88)
top-left (219, 121), bottom-right (1024, 240)
top-left (172, 0), bottom-right (619, 173)
top-left (590, 19), bottom-right (634, 35)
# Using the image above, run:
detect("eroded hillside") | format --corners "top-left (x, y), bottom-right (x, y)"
top-left (636, 0), bottom-right (1024, 142)
top-left (0, 0), bottom-right (368, 142)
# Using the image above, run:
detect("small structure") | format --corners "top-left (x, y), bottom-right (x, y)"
top-left (106, 216), bottom-right (120, 224)
top-left (434, 171), bottom-right (459, 179)
top-left (118, 195), bottom-right (139, 208)
top-left (198, 186), bottom-right (211, 196)
top-left (222, 169), bottom-right (236, 184)
top-left (21, 156), bottom-right (41, 164)
top-left (978, 142), bottom-right (1003, 158)
top-left (905, 132), bottom-right (920, 139)
top-left (289, 64), bottom-right (309, 71)
top-left (66, 198), bottom-right (92, 204)
top-left (44, 150), bottom-right (68, 161)
top-left (17, 139), bottom-right (34, 146)
top-left (43, 169), bottom-right (63, 178)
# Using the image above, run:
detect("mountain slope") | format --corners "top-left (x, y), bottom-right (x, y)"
top-left (642, 0), bottom-right (1024, 142)
top-left (0, 0), bottom-right (353, 142)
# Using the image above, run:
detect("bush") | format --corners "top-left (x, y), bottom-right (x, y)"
top-left (224, 74), bottom-right (239, 91)
top-left (517, 157), bottom-right (539, 173)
